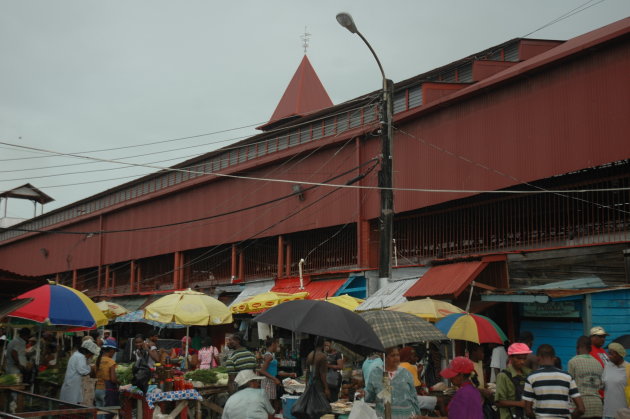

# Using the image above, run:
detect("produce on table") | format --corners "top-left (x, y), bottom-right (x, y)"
top-left (116, 363), bottom-right (134, 386)
top-left (0, 374), bottom-right (18, 386)
top-left (184, 368), bottom-right (229, 386)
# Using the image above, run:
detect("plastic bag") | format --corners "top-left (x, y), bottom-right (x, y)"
top-left (348, 399), bottom-right (378, 419)
top-left (291, 382), bottom-right (331, 419)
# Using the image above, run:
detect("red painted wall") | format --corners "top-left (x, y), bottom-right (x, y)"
top-left (1, 31), bottom-right (628, 276)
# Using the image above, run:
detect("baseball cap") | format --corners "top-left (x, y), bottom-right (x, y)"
top-left (440, 356), bottom-right (475, 379)
top-left (590, 326), bottom-right (609, 336)
top-left (507, 343), bottom-right (532, 356)
top-left (234, 369), bottom-right (264, 387)
top-left (608, 342), bottom-right (627, 357)
top-left (102, 338), bottom-right (119, 351)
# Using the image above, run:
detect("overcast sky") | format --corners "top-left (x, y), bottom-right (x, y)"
top-left (1, 0), bottom-right (629, 219)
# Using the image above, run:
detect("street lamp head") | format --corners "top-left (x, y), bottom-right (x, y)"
top-left (336, 12), bottom-right (358, 34)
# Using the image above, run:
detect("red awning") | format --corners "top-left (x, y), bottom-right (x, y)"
top-left (404, 261), bottom-right (488, 299)
top-left (272, 277), bottom-right (347, 300)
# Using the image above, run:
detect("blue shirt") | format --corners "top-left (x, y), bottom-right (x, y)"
top-left (362, 356), bottom-right (383, 389)
top-left (222, 387), bottom-right (274, 419)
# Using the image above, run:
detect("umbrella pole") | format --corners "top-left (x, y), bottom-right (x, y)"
top-left (382, 352), bottom-right (392, 419)
top-left (465, 281), bottom-right (475, 312)
top-left (185, 326), bottom-right (190, 370)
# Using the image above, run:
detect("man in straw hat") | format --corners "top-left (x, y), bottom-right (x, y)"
top-left (222, 369), bottom-right (274, 419)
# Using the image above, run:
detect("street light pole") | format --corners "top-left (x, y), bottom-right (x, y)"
top-left (336, 12), bottom-right (394, 284)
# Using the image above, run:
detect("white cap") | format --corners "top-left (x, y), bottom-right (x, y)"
top-left (81, 339), bottom-right (101, 356)
top-left (234, 369), bottom-right (264, 387)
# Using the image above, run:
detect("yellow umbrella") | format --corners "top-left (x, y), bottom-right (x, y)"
top-left (144, 289), bottom-right (233, 326)
top-left (387, 297), bottom-right (464, 322)
top-left (323, 295), bottom-right (365, 311)
top-left (96, 301), bottom-right (129, 320)
top-left (231, 291), bottom-right (309, 314)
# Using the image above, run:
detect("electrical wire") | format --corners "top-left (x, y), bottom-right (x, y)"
top-left (522, 0), bottom-right (606, 38)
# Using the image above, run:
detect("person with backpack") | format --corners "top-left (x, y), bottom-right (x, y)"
top-left (494, 343), bottom-right (533, 419)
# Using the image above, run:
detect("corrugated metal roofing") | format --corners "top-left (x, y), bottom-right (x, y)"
top-left (355, 278), bottom-right (418, 311)
top-left (228, 280), bottom-right (275, 308)
top-left (271, 278), bottom-right (347, 300)
top-left (404, 261), bottom-right (488, 298)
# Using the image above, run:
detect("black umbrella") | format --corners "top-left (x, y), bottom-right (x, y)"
top-left (253, 300), bottom-right (385, 352)
top-left (612, 334), bottom-right (630, 349)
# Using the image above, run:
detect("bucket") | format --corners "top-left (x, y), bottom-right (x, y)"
top-left (281, 395), bottom-right (300, 419)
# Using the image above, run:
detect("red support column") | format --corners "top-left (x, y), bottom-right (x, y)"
top-left (97, 265), bottom-right (102, 292)
top-left (179, 252), bottom-right (185, 289)
top-left (173, 252), bottom-right (180, 289)
top-left (137, 265), bottom-right (142, 292)
top-left (130, 260), bottom-right (136, 293)
top-left (238, 250), bottom-right (244, 282)
top-left (277, 236), bottom-right (284, 279)
top-left (231, 245), bottom-right (238, 282)
top-left (105, 265), bottom-right (110, 293)
top-left (285, 241), bottom-right (292, 277)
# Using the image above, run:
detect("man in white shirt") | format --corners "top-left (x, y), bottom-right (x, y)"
top-left (489, 342), bottom-right (508, 383)
top-left (222, 369), bottom-right (274, 419)
top-left (6, 328), bottom-right (30, 375)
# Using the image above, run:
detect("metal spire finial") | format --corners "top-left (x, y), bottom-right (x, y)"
top-left (301, 26), bottom-right (311, 54)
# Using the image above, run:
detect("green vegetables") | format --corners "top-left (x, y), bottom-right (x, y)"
top-left (184, 369), bottom-right (218, 384)
top-left (184, 368), bottom-right (229, 386)
top-left (116, 363), bottom-right (134, 386)
top-left (0, 374), bottom-right (18, 386)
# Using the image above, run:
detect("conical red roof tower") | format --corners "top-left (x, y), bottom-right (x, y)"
top-left (258, 55), bottom-right (333, 131)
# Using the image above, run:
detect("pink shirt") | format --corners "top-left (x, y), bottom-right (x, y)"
top-left (198, 346), bottom-right (219, 369)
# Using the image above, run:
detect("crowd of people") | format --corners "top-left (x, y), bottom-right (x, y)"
top-left (1, 325), bottom-right (629, 419)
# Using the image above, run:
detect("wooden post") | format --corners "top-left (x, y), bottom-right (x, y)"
top-left (72, 270), bottom-right (77, 289)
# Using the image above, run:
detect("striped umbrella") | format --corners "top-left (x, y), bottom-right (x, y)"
top-left (435, 313), bottom-right (507, 344)
top-left (359, 310), bottom-right (448, 348)
top-left (8, 283), bottom-right (107, 328)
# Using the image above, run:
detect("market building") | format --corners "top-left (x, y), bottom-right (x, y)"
top-left (1, 18), bottom-right (629, 360)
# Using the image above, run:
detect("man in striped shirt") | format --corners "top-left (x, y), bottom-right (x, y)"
top-left (225, 333), bottom-right (258, 393)
top-left (523, 344), bottom-right (585, 419)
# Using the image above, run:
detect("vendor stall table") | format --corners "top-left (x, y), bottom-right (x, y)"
top-left (120, 388), bottom-right (202, 419)
top-left (195, 385), bottom-right (228, 419)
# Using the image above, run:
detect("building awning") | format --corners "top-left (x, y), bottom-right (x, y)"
top-left (228, 280), bottom-right (275, 309)
top-left (355, 278), bottom-right (419, 311)
top-left (272, 277), bottom-right (347, 300)
top-left (481, 283), bottom-right (630, 303)
top-left (404, 261), bottom-right (489, 299)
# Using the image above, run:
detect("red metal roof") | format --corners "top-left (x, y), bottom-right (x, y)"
top-left (404, 261), bottom-right (488, 298)
top-left (271, 277), bottom-right (347, 300)
top-left (259, 55), bottom-right (333, 130)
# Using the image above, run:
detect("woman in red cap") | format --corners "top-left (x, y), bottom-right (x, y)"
top-left (418, 356), bottom-right (483, 419)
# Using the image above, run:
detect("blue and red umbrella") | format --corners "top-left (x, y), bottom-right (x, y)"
top-left (8, 283), bottom-right (107, 328)
top-left (435, 313), bottom-right (507, 344)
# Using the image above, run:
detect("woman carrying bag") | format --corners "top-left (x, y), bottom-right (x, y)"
top-left (292, 337), bottom-right (332, 419)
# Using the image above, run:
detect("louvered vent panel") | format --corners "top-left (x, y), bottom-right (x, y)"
top-left (393, 92), bottom-right (406, 114)
top-left (408, 86), bottom-right (423, 108)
